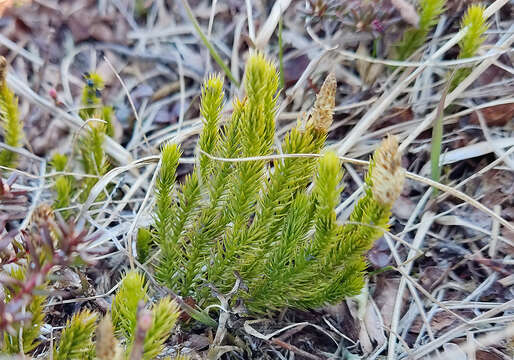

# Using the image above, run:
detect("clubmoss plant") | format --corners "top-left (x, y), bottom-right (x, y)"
top-left (2, 269), bottom-right (183, 359)
top-left (2, 267), bottom-right (45, 354)
top-left (140, 296), bottom-right (180, 359)
top-left (53, 309), bottom-right (98, 360)
top-left (78, 72), bottom-right (112, 202)
top-left (432, 5), bottom-right (488, 187)
top-left (450, 4), bottom-right (489, 90)
top-left (112, 270), bottom-right (150, 340)
top-left (79, 72), bottom-right (105, 120)
top-left (111, 270), bottom-right (181, 360)
top-left (394, 0), bottom-right (446, 60)
top-left (152, 52), bottom-right (405, 313)
top-left (51, 153), bottom-right (74, 217)
top-left (78, 122), bottom-right (109, 202)
top-left (50, 72), bottom-right (112, 211)
top-left (0, 56), bottom-right (24, 169)
top-left (136, 227), bottom-right (153, 263)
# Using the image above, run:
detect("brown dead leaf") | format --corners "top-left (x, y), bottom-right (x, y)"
top-left (30, 117), bottom-right (69, 156)
top-left (67, 7), bottom-right (116, 43)
top-left (410, 311), bottom-right (465, 334)
top-left (372, 107), bottom-right (414, 130)
top-left (365, 63), bottom-right (384, 85)
top-left (476, 350), bottom-right (503, 360)
top-left (362, 300), bottom-right (387, 352)
top-left (355, 42), bottom-right (384, 85)
top-left (374, 276), bottom-right (403, 329)
top-left (476, 170), bottom-right (513, 210)
top-left (178, 296), bottom-right (197, 322)
top-left (185, 334), bottom-right (210, 350)
top-left (419, 266), bottom-right (446, 292)
top-left (367, 237), bottom-right (390, 268)
top-left (392, 196), bottom-right (416, 220)
top-left (67, 11), bottom-right (95, 42)
top-left (346, 298), bottom-right (373, 353)
top-left (89, 22), bottom-right (115, 43)
top-left (283, 55), bottom-right (310, 88)
top-left (324, 302), bottom-right (360, 342)
top-left (469, 104), bottom-right (514, 127)
top-left (391, 0), bottom-right (419, 27)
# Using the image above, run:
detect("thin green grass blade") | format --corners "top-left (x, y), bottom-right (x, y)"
top-left (430, 75), bottom-right (452, 194)
top-left (181, 0), bottom-right (240, 87)
top-left (278, 16), bottom-right (285, 90)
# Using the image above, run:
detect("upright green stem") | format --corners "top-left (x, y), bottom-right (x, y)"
top-left (430, 74), bottom-right (452, 195)
top-left (278, 16), bottom-right (285, 90)
top-left (181, 0), bottom-right (240, 86)
top-left (430, 113), bottom-right (443, 189)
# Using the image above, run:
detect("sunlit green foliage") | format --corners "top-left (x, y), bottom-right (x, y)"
top-left (152, 53), bottom-right (405, 313)
top-left (0, 57), bottom-right (24, 169)
top-left (395, 0), bottom-right (446, 60)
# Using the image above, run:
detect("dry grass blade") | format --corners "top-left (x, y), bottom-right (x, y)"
top-left (386, 212), bottom-right (435, 360)
top-left (181, 0), bottom-right (239, 86)
top-left (411, 300), bottom-right (514, 358)
top-left (436, 323), bottom-right (514, 360)
top-left (336, 0), bottom-right (510, 156)
top-left (405, 172), bottom-right (513, 232)
top-left (430, 74), bottom-right (453, 192)
top-left (5, 73), bottom-right (133, 166)
top-left (254, 0), bottom-right (292, 49)
top-left (2, 1), bottom-right (513, 358)
top-left (400, 23), bottom-right (514, 151)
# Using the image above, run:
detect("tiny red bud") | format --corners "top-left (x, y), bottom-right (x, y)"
top-left (372, 19), bottom-right (385, 33)
top-left (139, 310), bottom-right (153, 331)
top-left (49, 88), bottom-right (58, 100)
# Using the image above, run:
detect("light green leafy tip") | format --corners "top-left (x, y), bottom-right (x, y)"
top-left (51, 153), bottom-right (74, 218)
top-left (2, 267), bottom-right (45, 354)
top-left (157, 143), bottom-right (181, 193)
top-left (154, 142), bottom-right (181, 250)
top-left (80, 72), bottom-right (104, 120)
top-left (309, 151), bottom-right (343, 255)
top-left (79, 122), bottom-right (109, 202)
top-left (55, 175), bottom-right (73, 209)
top-left (112, 270), bottom-right (149, 341)
top-left (102, 105), bottom-right (115, 138)
top-left (395, 0), bottom-right (446, 60)
top-left (0, 57), bottom-right (24, 169)
top-left (142, 297), bottom-right (180, 360)
top-left (137, 227), bottom-right (153, 264)
top-left (76, 72), bottom-right (112, 203)
top-left (459, 4), bottom-right (488, 59)
top-left (51, 153), bottom-right (68, 172)
top-left (54, 310), bottom-right (97, 360)
top-left (198, 73), bottom-right (224, 180)
top-left (451, 4), bottom-right (489, 90)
